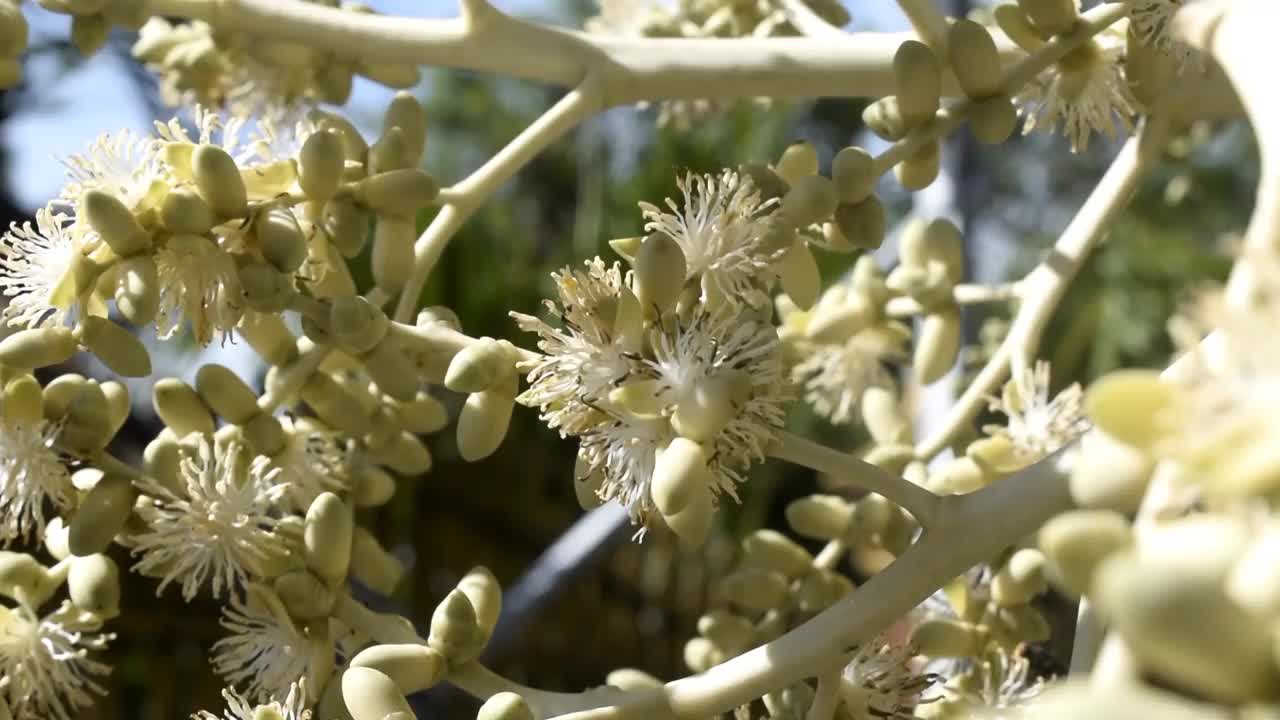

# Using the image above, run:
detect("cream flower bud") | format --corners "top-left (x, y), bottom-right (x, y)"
top-left (355, 169), bottom-right (438, 218)
top-left (861, 386), bottom-right (910, 445)
top-left (992, 548), bottom-right (1048, 607)
top-left (384, 92), bottom-right (429, 163)
top-left (351, 527), bottom-right (405, 595)
top-left (447, 569), bottom-right (501, 652)
top-left (343, 667), bottom-right (415, 720)
top-left (43, 373), bottom-right (86, 419)
top-left (255, 207), bottom-right (308, 274)
top-left (607, 669), bottom-right (663, 691)
top-left (457, 372), bottom-right (517, 462)
top-left (909, 617), bottom-right (985, 657)
top-left (0, 1), bottom-right (28, 57)
top-left (238, 262), bottom-right (295, 313)
top-left (779, 174), bottom-right (838, 228)
top-left (777, 238), bottom-right (820, 310)
top-left (305, 492), bottom-right (352, 583)
top-left (1083, 369), bottom-right (1175, 452)
top-left (328, 296), bottom-right (389, 356)
top-left (478, 692), bottom-right (535, 720)
top-left (1069, 431), bottom-right (1152, 513)
top-left (893, 40), bottom-right (941, 126)
top-left (895, 139), bottom-right (941, 191)
top-left (1038, 509), bottom-right (1131, 596)
top-left (738, 163), bottom-right (790, 202)
top-left (158, 186), bottom-right (215, 235)
top-left (786, 494), bottom-right (853, 540)
top-left (949, 19), bottom-right (1003, 99)
top-left (994, 3), bottom-right (1047, 52)
top-left (67, 553), bottom-right (120, 617)
top-left (80, 316), bottom-right (151, 377)
top-left (832, 146), bottom-right (875, 204)
top-left (153, 378), bottom-right (215, 436)
top-left (928, 454), bottom-right (988, 495)
top-left (446, 338), bottom-right (514, 394)
top-left (61, 380), bottom-right (113, 453)
top-left (274, 569), bottom-right (337, 620)
top-left (362, 340), bottom-right (420, 403)
top-left (794, 568), bottom-right (854, 612)
top-left (192, 144), bottom-right (248, 218)
top-left (742, 529), bottom-right (813, 578)
top-left (2, 374), bottom-right (43, 426)
top-left (684, 637), bottom-right (723, 673)
top-left (697, 610), bottom-right (755, 655)
top-left (573, 452), bottom-right (604, 511)
top-left (633, 231), bottom-right (687, 317)
top-left (0, 326), bottom-right (77, 369)
top-left (298, 129), bottom-right (346, 203)
top-left (720, 567), bottom-right (788, 611)
top-left (397, 392), bottom-right (448, 434)
top-left (324, 196), bottom-right (372, 258)
top-left (863, 97), bottom-right (910, 141)
top-left (671, 371), bottom-right (750, 443)
top-left (44, 517), bottom-right (70, 560)
top-left (966, 435), bottom-right (1017, 475)
top-left (350, 644), bottom-right (446, 695)
top-left (651, 437), bottom-right (711, 518)
top-left (372, 217), bottom-right (415, 294)
top-left (774, 141), bottom-right (818, 184)
top-left (82, 189), bottom-right (150, 256)
top-left (831, 195), bottom-right (887, 251)
top-left (144, 433), bottom-right (183, 495)
top-left (354, 466), bottom-right (397, 507)
top-left (369, 126), bottom-right (412, 175)
top-left (913, 308), bottom-right (961, 384)
top-left (429, 588), bottom-right (485, 664)
top-left (68, 473), bottom-right (137, 556)
top-left (663, 482), bottom-right (714, 548)
top-left (301, 372), bottom-right (370, 436)
top-left (71, 13), bottom-right (108, 55)
top-left (114, 254), bottom-right (160, 325)
top-left (1017, 0), bottom-right (1078, 37)
top-left (969, 95), bottom-right (1019, 145)
top-left (0, 551), bottom-right (46, 598)
top-left (194, 364), bottom-right (259, 425)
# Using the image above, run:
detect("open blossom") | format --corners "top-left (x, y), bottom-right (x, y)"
top-left (947, 649), bottom-right (1044, 719)
top-left (0, 414), bottom-right (73, 544)
top-left (841, 636), bottom-right (939, 720)
top-left (131, 436), bottom-right (286, 601)
top-left (270, 416), bottom-right (352, 512)
top-left (0, 209), bottom-right (93, 330)
top-left (1017, 32), bottom-right (1135, 153)
top-left (985, 361), bottom-right (1087, 467)
top-left (154, 233), bottom-right (244, 345)
top-left (196, 682), bottom-right (311, 720)
top-left (791, 327), bottom-right (905, 425)
top-left (59, 128), bottom-right (166, 214)
top-left (639, 170), bottom-right (781, 305)
top-left (211, 586), bottom-right (316, 703)
top-left (0, 602), bottom-right (114, 720)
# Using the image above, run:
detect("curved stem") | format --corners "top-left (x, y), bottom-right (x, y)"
top-left (804, 667), bottom-right (843, 720)
top-left (884, 282), bottom-right (1019, 319)
top-left (896, 0), bottom-right (949, 51)
top-left (771, 431), bottom-right (945, 529)
top-left (776, 0), bottom-right (847, 39)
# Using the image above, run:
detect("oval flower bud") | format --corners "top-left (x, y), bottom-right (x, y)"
top-left (256, 206), bottom-right (308, 274)
top-left (274, 569), bottom-right (337, 620)
top-left (362, 341), bottom-right (420, 402)
top-left (478, 692), bottom-right (535, 720)
top-left (651, 437), bottom-right (711, 518)
top-left (428, 588), bottom-right (485, 664)
top-left (299, 128), bottom-right (346, 203)
top-left (80, 316), bottom-right (151, 377)
top-left (445, 338), bottom-right (513, 394)
top-left (863, 97), bottom-right (910, 141)
top-left (720, 568), bottom-right (789, 611)
top-left (192, 144), bottom-right (248, 218)
top-left (2, 374), bottom-right (42, 428)
top-left (159, 186), bottom-right (216, 235)
top-left (373, 432), bottom-right (433, 476)
top-left (0, 2), bottom-right (29, 57)
top-left (832, 195), bottom-right (887, 251)
top-left (397, 392), bottom-right (449, 434)
top-left (195, 363), bottom-right (260, 425)
top-left (61, 381), bottom-right (113, 453)
top-left (354, 466), bottom-right (397, 507)
top-left (1038, 509), bottom-right (1132, 596)
top-left (342, 667), bottom-right (415, 720)
top-left (742, 529), bottom-right (813, 578)
top-left (832, 146), bottom-right (876, 204)
top-left (0, 326), bottom-right (77, 369)
top-left (68, 474), bottom-right (138, 557)
top-left (684, 636), bottom-right (723, 673)
top-left (861, 386), bottom-right (910, 445)
top-left (992, 548), bottom-right (1048, 607)
top-left (457, 565), bottom-right (502, 634)
top-left (384, 92), bottom-right (429, 164)
top-left (779, 174), bottom-right (838, 229)
top-left (456, 372), bottom-right (517, 462)
top-left (994, 3), bottom-right (1047, 51)
top-left (948, 19), bottom-right (1003, 99)
top-left (0, 551), bottom-right (47, 600)
top-left (305, 492), bottom-right (353, 583)
top-left (913, 308), bottom-right (961, 384)
top-left (893, 40), bottom-right (941, 126)
top-left (785, 495), bottom-right (853, 540)
top-left (372, 217), bottom-right (415, 294)
top-left (969, 95), bottom-right (1019, 145)
top-left (909, 617), bottom-right (984, 657)
top-left (114, 254), bottom-right (160, 325)
top-left (664, 481), bottom-right (714, 548)
top-left (607, 668), bottom-right (663, 691)
top-left (351, 527), bottom-right (405, 595)
top-left (82, 189), bottom-right (151, 256)
top-left (152, 378), bottom-right (215, 436)
top-left (895, 139), bottom-right (941, 191)
top-left (356, 169), bottom-right (438, 218)
top-left (329, 296), bottom-right (390, 356)
top-left (351, 644), bottom-right (446, 695)
top-left (324, 196), bottom-right (373, 258)
top-left (777, 239), bottom-right (821, 310)
top-left (368, 126), bottom-right (412, 175)
top-left (774, 141), bottom-right (818, 184)
top-left (1084, 369), bottom-right (1176, 452)
top-left (301, 372), bottom-right (370, 436)
top-left (633, 231), bottom-right (687, 317)
top-left (67, 553), bottom-right (121, 617)
top-left (1017, 0), bottom-right (1078, 37)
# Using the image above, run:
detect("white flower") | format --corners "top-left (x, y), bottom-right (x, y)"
top-left (154, 233), bottom-right (244, 345)
top-left (985, 361), bottom-right (1087, 466)
top-left (1017, 34), bottom-right (1135, 153)
top-left (0, 602), bottom-right (113, 720)
top-left (512, 258), bottom-right (636, 438)
top-left (132, 436), bottom-right (286, 601)
top-left (155, 106), bottom-right (314, 171)
top-left (0, 414), bottom-right (73, 544)
top-left (840, 636), bottom-right (939, 720)
top-left (791, 327), bottom-right (905, 425)
top-left (951, 649), bottom-right (1044, 719)
top-left (59, 129), bottom-right (165, 213)
top-left (211, 586), bottom-right (315, 703)
top-left (196, 678), bottom-right (311, 720)
top-left (0, 209), bottom-right (91, 329)
top-left (639, 170), bottom-right (781, 305)
top-left (270, 416), bottom-right (351, 512)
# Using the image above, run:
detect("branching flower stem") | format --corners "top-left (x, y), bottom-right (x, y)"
top-left (770, 432), bottom-right (945, 528)
top-left (884, 282), bottom-right (1020, 319)
top-left (895, 0), bottom-right (950, 51)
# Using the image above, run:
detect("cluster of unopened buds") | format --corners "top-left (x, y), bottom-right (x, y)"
top-left (3, 0), bottom-right (1277, 718)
